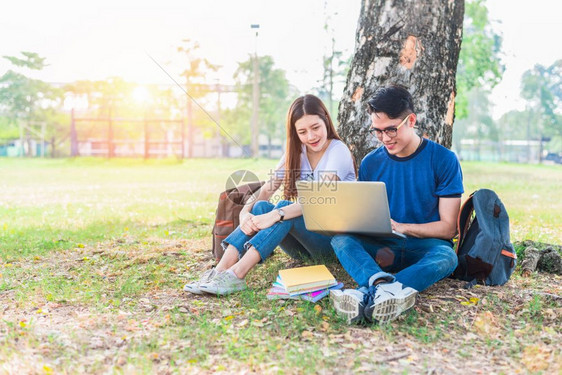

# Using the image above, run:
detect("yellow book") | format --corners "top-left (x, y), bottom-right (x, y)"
top-left (278, 265), bottom-right (336, 293)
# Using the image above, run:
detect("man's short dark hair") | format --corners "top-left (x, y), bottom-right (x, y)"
top-left (367, 85), bottom-right (414, 119)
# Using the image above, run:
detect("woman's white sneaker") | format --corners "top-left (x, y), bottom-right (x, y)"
top-left (199, 269), bottom-right (247, 295)
top-left (183, 268), bottom-right (217, 295)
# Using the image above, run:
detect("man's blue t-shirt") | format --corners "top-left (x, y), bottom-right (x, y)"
top-left (359, 139), bottom-right (464, 224)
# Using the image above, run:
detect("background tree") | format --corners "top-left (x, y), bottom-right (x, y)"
top-left (521, 60), bottom-right (562, 148)
top-left (455, 0), bottom-right (504, 120)
top-left (221, 106), bottom-right (251, 150)
top-left (498, 109), bottom-right (535, 141)
top-left (0, 116), bottom-right (19, 140)
top-left (316, 2), bottom-right (352, 119)
top-left (496, 108), bottom-right (544, 162)
top-left (318, 38), bottom-right (346, 118)
top-left (451, 0), bottom-right (504, 160)
top-left (225, 55), bottom-right (293, 157)
top-left (0, 52), bottom-right (62, 156)
top-left (453, 87), bottom-right (497, 160)
top-left (177, 39), bottom-right (220, 157)
top-left (338, 0), bottom-right (464, 162)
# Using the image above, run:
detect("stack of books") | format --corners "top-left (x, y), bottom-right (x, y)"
top-left (267, 265), bottom-right (343, 303)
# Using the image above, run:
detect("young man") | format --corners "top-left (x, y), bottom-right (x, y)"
top-left (330, 85), bottom-right (463, 324)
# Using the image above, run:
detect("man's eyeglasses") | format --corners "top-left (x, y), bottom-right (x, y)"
top-left (369, 114), bottom-right (410, 139)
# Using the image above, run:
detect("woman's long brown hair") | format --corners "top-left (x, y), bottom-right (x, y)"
top-left (283, 94), bottom-right (344, 200)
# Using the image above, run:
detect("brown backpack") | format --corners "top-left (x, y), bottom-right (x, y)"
top-left (212, 181), bottom-right (264, 261)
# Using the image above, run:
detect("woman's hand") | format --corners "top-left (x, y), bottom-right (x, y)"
top-left (250, 210), bottom-right (281, 231)
top-left (240, 212), bottom-right (259, 235)
top-left (239, 210), bottom-right (251, 225)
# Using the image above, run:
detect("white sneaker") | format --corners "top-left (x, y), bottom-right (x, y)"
top-left (183, 268), bottom-right (217, 294)
top-left (330, 289), bottom-right (366, 324)
top-left (199, 269), bottom-right (247, 295)
top-left (364, 281), bottom-right (418, 324)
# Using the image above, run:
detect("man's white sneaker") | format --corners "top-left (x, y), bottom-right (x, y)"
top-left (330, 289), bottom-right (366, 324)
top-left (183, 268), bottom-right (217, 295)
top-left (364, 281), bottom-right (418, 324)
top-left (199, 269), bottom-right (247, 295)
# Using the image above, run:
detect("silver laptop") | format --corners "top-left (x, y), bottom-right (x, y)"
top-left (296, 181), bottom-right (406, 238)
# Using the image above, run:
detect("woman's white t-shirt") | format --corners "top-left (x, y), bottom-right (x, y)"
top-left (275, 139), bottom-right (356, 182)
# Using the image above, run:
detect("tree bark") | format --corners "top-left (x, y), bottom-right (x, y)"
top-left (338, 0), bottom-right (464, 162)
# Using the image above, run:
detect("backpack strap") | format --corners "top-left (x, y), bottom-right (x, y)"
top-left (211, 181), bottom-right (265, 262)
top-left (456, 191), bottom-right (476, 254)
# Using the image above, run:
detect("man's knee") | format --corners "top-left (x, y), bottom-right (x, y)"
top-left (437, 245), bottom-right (458, 276)
top-left (251, 200), bottom-right (273, 215)
top-left (330, 234), bottom-right (356, 253)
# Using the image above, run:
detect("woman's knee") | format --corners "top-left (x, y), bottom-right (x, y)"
top-left (251, 200), bottom-right (274, 215)
top-left (274, 200), bottom-right (293, 209)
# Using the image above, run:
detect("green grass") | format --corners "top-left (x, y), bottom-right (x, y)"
top-left (0, 158), bottom-right (275, 260)
top-left (0, 158), bottom-right (561, 373)
top-left (1, 159), bottom-right (559, 263)
top-left (461, 162), bottom-right (562, 243)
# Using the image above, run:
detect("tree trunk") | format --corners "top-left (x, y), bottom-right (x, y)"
top-left (187, 100), bottom-right (193, 158)
top-left (338, 0), bottom-right (464, 162)
top-left (25, 130), bottom-right (32, 157)
top-left (267, 135), bottom-right (272, 159)
top-left (50, 136), bottom-right (56, 158)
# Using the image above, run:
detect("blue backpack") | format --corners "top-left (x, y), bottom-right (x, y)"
top-left (453, 189), bottom-right (517, 287)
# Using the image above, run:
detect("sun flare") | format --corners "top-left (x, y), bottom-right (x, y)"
top-left (132, 86), bottom-right (151, 104)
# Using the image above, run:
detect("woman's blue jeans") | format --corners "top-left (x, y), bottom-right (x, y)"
top-left (222, 200), bottom-right (335, 263)
top-left (330, 234), bottom-right (458, 292)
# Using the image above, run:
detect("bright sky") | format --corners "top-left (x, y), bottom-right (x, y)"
top-left (1, 0), bottom-right (560, 118)
top-left (486, 0), bottom-right (562, 118)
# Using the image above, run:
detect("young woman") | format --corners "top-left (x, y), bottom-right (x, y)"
top-left (184, 94), bottom-right (356, 295)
